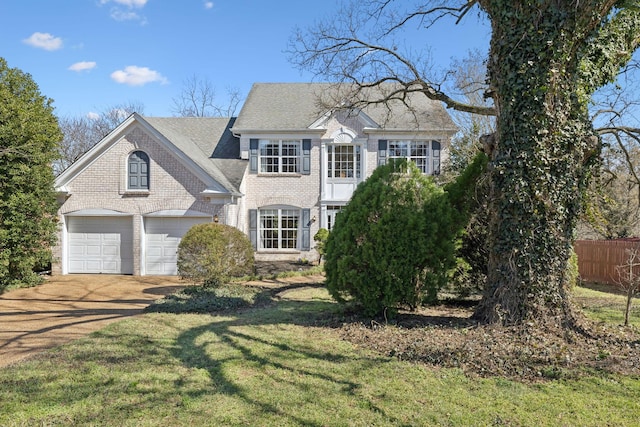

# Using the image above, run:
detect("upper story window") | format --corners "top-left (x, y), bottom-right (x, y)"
top-left (328, 145), bottom-right (361, 179)
top-left (128, 151), bottom-right (149, 190)
top-left (249, 138), bottom-right (311, 175)
top-left (386, 140), bottom-right (441, 175)
top-left (259, 140), bottom-right (300, 173)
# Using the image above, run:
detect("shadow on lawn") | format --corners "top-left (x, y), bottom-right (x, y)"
top-left (167, 280), bottom-right (419, 426)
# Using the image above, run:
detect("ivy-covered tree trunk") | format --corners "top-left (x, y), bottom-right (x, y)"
top-left (473, 3), bottom-right (605, 326)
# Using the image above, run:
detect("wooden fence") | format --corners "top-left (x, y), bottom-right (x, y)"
top-left (574, 239), bottom-right (640, 285)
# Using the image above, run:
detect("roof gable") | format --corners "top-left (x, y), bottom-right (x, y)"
top-left (232, 82), bottom-right (457, 133)
top-left (55, 114), bottom-right (246, 195)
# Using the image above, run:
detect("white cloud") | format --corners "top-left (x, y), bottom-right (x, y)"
top-left (68, 61), bottom-right (97, 72)
top-left (110, 9), bottom-right (141, 21)
top-left (100, 0), bottom-right (148, 23)
top-left (23, 32), bottom-right (63, 51)
top-left (110, 65), bottom-right (168, 86)
top-left (86, 112), bottom-right (100, 120)
top-left (204, 2), bottom-right (214, 9)
top-left (100, 0), bottom-right (148, 7)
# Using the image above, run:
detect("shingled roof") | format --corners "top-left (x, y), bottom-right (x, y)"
top-left (143, 116), bottom-right (246, 194)
top-left (231, 82), bottom-right (457, 133)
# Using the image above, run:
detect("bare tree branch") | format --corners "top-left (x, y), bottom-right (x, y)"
top-left (288, 0), bottom-right (494, 117)
top-left (171, 75), bottom-right (241, 117)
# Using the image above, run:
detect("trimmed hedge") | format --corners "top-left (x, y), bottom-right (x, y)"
top-left (177, 223), bottom-right (254, 287)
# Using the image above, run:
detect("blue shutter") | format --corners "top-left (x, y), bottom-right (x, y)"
top-left (128, 151), bottom-right (149, 190)
top-left (378, 140), bottom-right (387, 166)
top-left (302, 139), bottom-right (311, 175)
top-left (301, 208), bottom-right (311, 250)
top-left (249, 209), bottom-right (258, 249)
top-left (249, 139), bottom-right (259, 173)
top-left (432, 141), bottom-right (441, 175)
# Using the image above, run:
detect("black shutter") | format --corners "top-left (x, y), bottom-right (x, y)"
top-left (249, 139), bottom-right (259, 173)
top-left (249, 209), bottom-right (258, 249)
top-left (302, 139), bottom-right (311, 174)
top-left (301, 208), bottom-right (311, 250)
top-left (378, 139), bottom-right (387, 166)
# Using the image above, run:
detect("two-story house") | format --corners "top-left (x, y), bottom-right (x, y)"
top-left (53, 83), bottom-right (456, 275)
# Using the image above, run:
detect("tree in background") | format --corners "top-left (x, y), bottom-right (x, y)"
top-left (614, 245), bottom-right (640, 326)
top-left (443, 50), bottom-right (494, 296)
top-left (56, 101), bottom-right (144, 175)
top-left (0, 58), bottom-right (61, 290)
top-left (171, 75), bottom-right (241, 117)
top-left (581, 70), bottom-right (640, 239)
top-left (290, 1), bottom-right (640, 328)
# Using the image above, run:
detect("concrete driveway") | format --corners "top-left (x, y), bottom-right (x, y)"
top-left (0, 275), bottom-right (184, 368)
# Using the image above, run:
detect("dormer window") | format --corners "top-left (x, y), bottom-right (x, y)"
top-left (128, 151), bottom-right (149, 190)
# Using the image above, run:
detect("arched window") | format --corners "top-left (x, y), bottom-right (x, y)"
top-left (128, 151), bottom-right (149, 190)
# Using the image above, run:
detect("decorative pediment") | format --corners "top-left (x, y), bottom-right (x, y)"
top-left (308, 107), bottom-right (379, 132)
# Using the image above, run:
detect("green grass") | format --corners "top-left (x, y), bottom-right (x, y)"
top-left (574, 284), bottom-right (640, 327)
top-left (1, 283), bottom-right (639, 426)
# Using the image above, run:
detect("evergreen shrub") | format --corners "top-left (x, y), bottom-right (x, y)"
top-left (324, 160), bottom-right (458, 317)
top-left (177, 223), bottom-right (254, 287)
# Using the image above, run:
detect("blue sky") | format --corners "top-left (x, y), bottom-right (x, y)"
top-left (0, 1), bottom-right (491, 118)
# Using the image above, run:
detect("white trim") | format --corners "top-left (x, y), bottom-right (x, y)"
top-left (257, 206), bottom-right (302, 251)
top-left (65, 209), bottom-right (132, 216)
top-left (55, 113), bottom-right (232, 196)
top-left (144, 209), bottom-right (213, 218)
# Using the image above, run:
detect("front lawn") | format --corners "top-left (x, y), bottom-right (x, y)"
top-left (0, 278), bottom-right (638, 426)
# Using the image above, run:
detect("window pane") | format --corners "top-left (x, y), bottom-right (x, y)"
top-left (281, 141), bottom-right (300, 173)
top-left (260, 209), bottom-right (278, 249)
top-left (260, 141), bottom-right (280, 173)
top-left (280, 209), bottom-right (299, 249)
top-left (259, 140), bottom-right (300, 174)
top-left (329, 145), bottom-right (355, 178)
top-left (389, 141), bottom-right (432, 174)
top-left (259, 208), bottom-right (299, 250)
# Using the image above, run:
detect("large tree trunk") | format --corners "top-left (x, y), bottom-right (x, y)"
top-left (474, 3), bottom-right (600, 326)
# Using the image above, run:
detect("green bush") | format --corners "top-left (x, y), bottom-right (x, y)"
top-left (177, 223), bottom-right (254, 287)
top-left (444, 152), bottom-right (490, 297)
top-left (314, 228), bottom-right (330, 262)
top-left (324, 160), bottom-right (459, 317)
top-left (0, 59), bottom-right (61, 291)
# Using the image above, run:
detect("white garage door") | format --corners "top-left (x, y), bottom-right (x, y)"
top-left (68, 216), bottom-right (134, 274)
top-left (144, 217), bottom-right (211, 275)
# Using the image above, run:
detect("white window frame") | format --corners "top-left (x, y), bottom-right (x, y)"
top-left (389, 140), bottom-right (441, 175)
top-left (258, 139), bottom-right (301, 174)
top-left (258, 207), bottom-right (300, 250)
top-left (327, 144), bottom-right (361, 179)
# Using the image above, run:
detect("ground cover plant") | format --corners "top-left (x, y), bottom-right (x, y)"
top-left (0, 277), bottom-right (638, 426)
